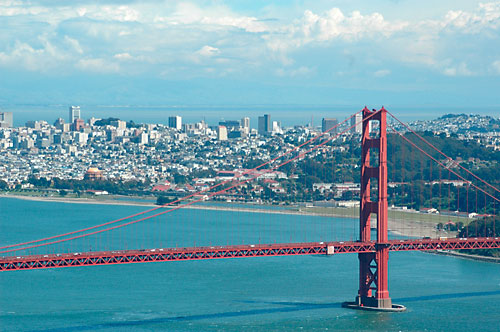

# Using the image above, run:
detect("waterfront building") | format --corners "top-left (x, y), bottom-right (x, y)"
top-left (84, 167), bottom-right (104, 180)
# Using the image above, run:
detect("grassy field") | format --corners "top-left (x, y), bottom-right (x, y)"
top-left (301, 206), bottom-right (470, 224)
top-left (2, 190), bottom-right (473, 226)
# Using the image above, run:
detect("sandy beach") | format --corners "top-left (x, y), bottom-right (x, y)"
top-left (1, 194), bottom-right (451, 239)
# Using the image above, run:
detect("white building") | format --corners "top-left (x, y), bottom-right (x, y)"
top-left (69, 106), bottom-right (81, 123)
top-left (0, 112), bottom-right (13, 127)
top-left (111, 120), bottom-right (126, 130)
top-left (350, 113), bottom-right (362, 134)
top-left (241, 117), bottom-right (250, 134)
top-left (217, 125), bottom-right (228, 141)
top-left (75, 132), bottom-right (88, 145)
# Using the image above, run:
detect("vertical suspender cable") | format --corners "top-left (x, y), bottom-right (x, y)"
top-left (466, 184), bottom-right (469, 238)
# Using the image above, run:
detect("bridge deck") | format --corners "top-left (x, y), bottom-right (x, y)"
top-left (1, 238), bottom-right (499, 271)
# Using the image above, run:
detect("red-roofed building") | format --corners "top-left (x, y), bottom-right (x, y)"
top-left (152, 184), bottom-right (171, 192)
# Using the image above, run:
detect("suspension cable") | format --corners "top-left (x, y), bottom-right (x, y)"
top-left (1, 110), bottom-right (364, 250)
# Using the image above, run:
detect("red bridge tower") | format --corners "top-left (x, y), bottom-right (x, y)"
top-left (344, 107), bottom-right (405, 311)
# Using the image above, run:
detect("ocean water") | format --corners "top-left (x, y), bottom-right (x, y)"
top-left (1, 197), bottom-right (500, 332)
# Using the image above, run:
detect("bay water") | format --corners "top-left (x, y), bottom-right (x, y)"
top-left (1, 197), bottom-right (499, 331)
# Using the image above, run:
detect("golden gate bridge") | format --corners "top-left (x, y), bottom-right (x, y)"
top-left (1, 107), bottom-right (499, 311)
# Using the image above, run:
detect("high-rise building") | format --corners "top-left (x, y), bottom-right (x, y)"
top-left (241, 117), bottom-right (250, 130)
top-left (258, 114), bottom-right (271, 135)
top-left (69, 106), bottom-right (81, 123)
top-left (106, 129), bottom-right (116, 142)
top-left (72, 118), bottom-right (85, 132)
top-left (168, 115), bottom-right (182, 130)
top-left (0, 112), bottom-right (13, 127)
top-left (139, 132), bottom-right (149, 145)
top-left (272, 121), bottom-right (283, 135)
top-left (53, 118), bottom-right (65, 130)
top-left (322, 118), bottom-right (338, 134)
top-left (351, 113), bottom-right (363, 134)
top-left (217, 125), bottom-right (228, 141)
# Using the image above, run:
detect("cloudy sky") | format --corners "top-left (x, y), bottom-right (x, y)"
top-left (1, 0), bottom-right (499, 109)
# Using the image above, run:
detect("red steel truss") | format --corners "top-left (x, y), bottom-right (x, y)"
top-left (1, 238), bottom-right (498, 271)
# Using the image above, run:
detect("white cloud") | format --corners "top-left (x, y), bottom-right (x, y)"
top-left (87, 5), bottom-right (140, 22)
top-left (276, 66), bottom-right (314, 77)
top-left (263, 7), bottom-right (409, 65)
top-left (0, 38), bottom-right (70, 72)
top-left (442, 2), bottom-right (500, 32)
top-left (197, 45), bottom-right (220, 57)
top-left (0, 1), bottom-right (498, 78)
top-left (114, 52), bottom-right (133, 60)
top-left (0, 0), bottom-right (48, 16)
top-left (64, 36), bottom-right (83, 54)
top-left (443, 62), bottom-right (474, 76)
top-left (492, 60), bottom-right (500, 74)
top-left (0, 1), bottom-right (23, 5)
top-left (298, 8), bottom-right (408, 42)
top-left (374, 69), bottom-right (391, 77)
top-left (155, 2), bottom-right (269, 33)
top-left (76, 58), bottom-right (120, 73)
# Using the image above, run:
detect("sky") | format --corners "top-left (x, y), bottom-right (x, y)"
top-left (0, 0), bottom-right (499, 111)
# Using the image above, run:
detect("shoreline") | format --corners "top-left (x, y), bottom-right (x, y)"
top-left (428, 250), bottom-right (500, 264)
top-left (0, 193), bottom-right (456, 239)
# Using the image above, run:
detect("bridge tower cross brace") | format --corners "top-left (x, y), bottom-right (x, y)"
top-left (356, 106), bottom-right (392, 309)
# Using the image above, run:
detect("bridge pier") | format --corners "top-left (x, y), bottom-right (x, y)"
top-left (343, 107), bottom-right (406, 312)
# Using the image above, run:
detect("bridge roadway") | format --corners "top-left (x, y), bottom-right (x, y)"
top-left (1, 237), bottom-right (499, 271)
